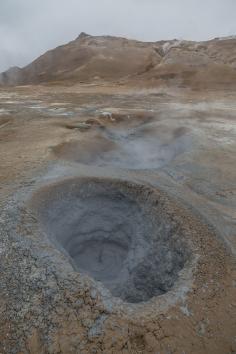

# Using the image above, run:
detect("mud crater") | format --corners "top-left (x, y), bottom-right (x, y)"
top-left (32, 178), bottom-right (191, 303)
top-left (53, 121), bottom-right (191, 170)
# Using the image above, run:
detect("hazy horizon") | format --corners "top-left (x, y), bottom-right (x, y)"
top-left (0, 0), bottom-right (235, 72)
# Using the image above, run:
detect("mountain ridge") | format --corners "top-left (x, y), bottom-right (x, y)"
top-left (1, 33), bottom-right (236, 88)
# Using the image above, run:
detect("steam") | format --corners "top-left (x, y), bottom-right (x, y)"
top-left (97, 123), bottom-right (192, 169)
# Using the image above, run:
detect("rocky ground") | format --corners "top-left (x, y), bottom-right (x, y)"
top-left (0, 83), bottom-right (236, 353)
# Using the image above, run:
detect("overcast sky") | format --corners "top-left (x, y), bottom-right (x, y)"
top-left (0, 0), bottom-right (235, 72)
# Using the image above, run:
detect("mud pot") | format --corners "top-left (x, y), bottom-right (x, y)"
top-left (30, 178), bottom-right (191, 303)
top-left (0, 86), bottom-right (235, 354)
top-left (53, 118), bottom-right (192, 169)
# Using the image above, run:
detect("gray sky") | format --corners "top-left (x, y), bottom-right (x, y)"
top-left (0, 0), bottom-right (236, 72)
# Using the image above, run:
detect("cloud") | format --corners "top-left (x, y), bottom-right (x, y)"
top-left (0, 0), bottom-right (235, 72)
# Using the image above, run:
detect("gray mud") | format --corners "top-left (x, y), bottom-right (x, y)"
top-left (31, 178), bottom-right (191, 303)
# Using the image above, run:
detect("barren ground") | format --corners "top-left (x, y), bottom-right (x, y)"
top-left (0, 84), bottom-right (235, 354)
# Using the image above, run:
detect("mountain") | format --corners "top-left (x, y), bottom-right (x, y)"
top-left (1, 32), bottom-right (236, 89)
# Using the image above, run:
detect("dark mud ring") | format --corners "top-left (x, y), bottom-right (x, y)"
top-left (30, 177), bottom-right (194, 304)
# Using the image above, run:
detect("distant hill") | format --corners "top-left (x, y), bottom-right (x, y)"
top-left (1, 32), bottom-right (236, 89)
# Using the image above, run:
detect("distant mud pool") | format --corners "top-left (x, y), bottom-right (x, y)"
top-left (53, 121), bottom-right (192, 169)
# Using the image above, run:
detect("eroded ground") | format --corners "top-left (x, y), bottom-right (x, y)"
top-left (0, 84), bottom-right (236, 353)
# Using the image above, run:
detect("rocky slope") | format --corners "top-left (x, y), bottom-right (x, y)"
top-left (1, 32), bottom-right (236, 88)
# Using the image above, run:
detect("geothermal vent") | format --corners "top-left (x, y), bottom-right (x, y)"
top-left (32, 178), bottom-right (191, 303)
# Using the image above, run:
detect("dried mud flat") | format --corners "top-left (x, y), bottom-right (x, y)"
top-left (0, 84), bottom-right (236, 354)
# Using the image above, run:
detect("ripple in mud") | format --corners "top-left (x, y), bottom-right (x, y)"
top-left (31, 178), bottom-right (191, 303)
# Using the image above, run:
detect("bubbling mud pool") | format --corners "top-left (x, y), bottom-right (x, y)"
top-left (31, 178), bottom-right (192, 303)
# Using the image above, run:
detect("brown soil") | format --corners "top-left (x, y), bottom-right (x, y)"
top-left (0, 83), bottom-right (235, 354)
